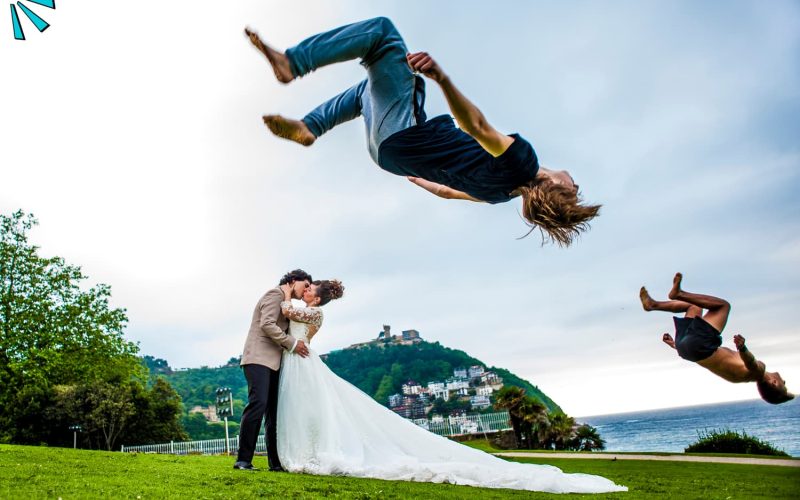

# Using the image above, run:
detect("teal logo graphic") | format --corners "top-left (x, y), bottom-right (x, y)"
top-left (10, 0), bottom-right (55, 40)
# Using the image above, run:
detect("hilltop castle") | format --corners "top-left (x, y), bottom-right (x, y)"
top-left (345, 324), bottom-right (423, 349)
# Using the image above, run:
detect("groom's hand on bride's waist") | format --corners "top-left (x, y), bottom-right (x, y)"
top-left (294, 340), bottom-right (309, 357)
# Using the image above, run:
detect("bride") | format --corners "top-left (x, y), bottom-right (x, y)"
top-left (275, 281), bottom-right (626, 494)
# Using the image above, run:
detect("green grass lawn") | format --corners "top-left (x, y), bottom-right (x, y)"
top-left (1, 444), bottom-right (798, 499)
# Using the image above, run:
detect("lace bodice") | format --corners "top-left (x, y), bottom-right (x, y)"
top-left (280, 301), bottom-right (323, 344)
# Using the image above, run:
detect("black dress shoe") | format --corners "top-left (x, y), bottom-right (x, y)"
top-left (268, 466), bottom-right (286, 472)
top-left (233, 461), bottom-right (258, 470)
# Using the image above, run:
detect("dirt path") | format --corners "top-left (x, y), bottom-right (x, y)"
top-left (494, 452), bottom-right (800, 468)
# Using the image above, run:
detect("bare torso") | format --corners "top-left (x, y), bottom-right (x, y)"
top-left (697, 347), bottom-right (765, 383)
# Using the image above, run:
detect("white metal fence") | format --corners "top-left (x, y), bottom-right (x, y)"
top-left (122, 435), bottom-right (262, 455)
top-left (413, 411), bottom-right (511, 436)
top-left (121, 411), bottom-right (511, 455)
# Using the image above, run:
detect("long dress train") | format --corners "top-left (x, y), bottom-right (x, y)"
top-left (276, 307), bottom-right (626, 494)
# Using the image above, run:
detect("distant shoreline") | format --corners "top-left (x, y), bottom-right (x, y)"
top-left (578, 397), bottom-right (765, 419)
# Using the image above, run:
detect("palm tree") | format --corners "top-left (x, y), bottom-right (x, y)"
top-left (494, 386), bottom-right (527, 447)
top-left (519, 398), bottom-right (549, 449)
top-left (547, 413), bottom-right (577, 450)
top-left (570, 424), bottom-right (606, 451)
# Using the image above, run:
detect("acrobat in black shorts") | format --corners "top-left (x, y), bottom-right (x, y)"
top-left (673, 316), bottom-right (722, 362)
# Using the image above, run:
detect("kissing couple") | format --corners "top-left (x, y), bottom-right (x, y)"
top-left (232, 269), bottom-right (625, 494)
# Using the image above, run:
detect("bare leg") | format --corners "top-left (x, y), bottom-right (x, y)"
top-left (262, 115), bottom-right (316, 146)
top-left (668, 273), bottom-right (730, 331)
top-left (640, 286), bottom-right (700, 315)
top-left (245, 28), bottom-right (294, 84)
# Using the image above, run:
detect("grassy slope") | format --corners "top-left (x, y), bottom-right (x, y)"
top-left (1, 444), bottom-right (798, 499)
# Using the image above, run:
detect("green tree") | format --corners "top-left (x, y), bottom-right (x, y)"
top-left (519, 398), bottom-right (549, 449)
top-left (181, 412), bottom-right (240, 441)
top-left (87, 382), bottom-right (136, 451)
top-left (547, 413), bottom-right (577, 450)
top-left (0, 210), bottom-right (186, 447)
top-left (494, 386), bottom-right (527, 447)
top-left (142, 356), bottom-right (173, 375)
top-left (0, 211), bottom-right (140, 387)
top-left (569, 424), bottom-right (606, 451)
top-left (373, 375), bottom-right (396, 405)
top-left (121, 378), bottom-right (188, 446)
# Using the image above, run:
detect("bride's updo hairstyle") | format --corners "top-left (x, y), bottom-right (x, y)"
top-left (314, 280), bottom-right (344, 306)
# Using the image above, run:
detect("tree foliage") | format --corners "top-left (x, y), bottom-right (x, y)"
top-left (162, 364), bottom-right (248, 423)
top-left (1, 211), bottom-right (140, 387)
top-left (0, 210), bottom-right (186, 447)
top-left (181, 412), bottom-right (240, 441)
top-left (493, 386), bottom-right (604, 451)
top-left (571, 424), bottom-right (606, 451)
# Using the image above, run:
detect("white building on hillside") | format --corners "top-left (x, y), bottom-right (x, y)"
top-left (446, 378), bottom-right (469, 392)
top-left (428, 382), bottom-right (449, 400)
top-left (402, 381), bottom-right (422, 395)
top-left (476, 385), bottom-right (494, 396)
top-left (190, 406), bottom-right (220, 423)
top-left (388, 393), bottom-right (403, 407)
top-left (470, 395), bottom-right (491, 409)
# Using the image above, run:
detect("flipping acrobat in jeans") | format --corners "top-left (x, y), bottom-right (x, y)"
top-left (245, 17), bottom-right (600, 246)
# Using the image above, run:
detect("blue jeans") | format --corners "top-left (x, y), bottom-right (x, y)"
top-left (286, 17), bottom-right (425, 164)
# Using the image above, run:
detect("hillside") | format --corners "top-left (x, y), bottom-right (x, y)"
top-left (148, 338), bottom-right (562, 436)
top-left (152, 340), bottom-right (561, 412)
top-left (323, 340), bottom-right (561, 413)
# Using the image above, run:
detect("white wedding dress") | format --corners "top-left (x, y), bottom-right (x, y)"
top-left (276, 303), bottom-right (626, 494)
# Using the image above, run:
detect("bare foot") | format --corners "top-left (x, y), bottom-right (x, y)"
top-left (639, 287), bottom-right (657, 311)
top-left (263, 115), bottom-right (315, 146)
top-left (244, 27), bottom-right (294, 84)
top-left (668, 272), bottom-right (683, 300)
top-left (662, 333), bottom-right (676, 349)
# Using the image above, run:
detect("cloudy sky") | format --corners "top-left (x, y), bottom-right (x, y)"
top-left (2, 1), bottom-right (798, 417)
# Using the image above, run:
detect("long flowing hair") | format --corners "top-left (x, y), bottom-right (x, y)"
top-left (517, 180), bottom-right (601, 247)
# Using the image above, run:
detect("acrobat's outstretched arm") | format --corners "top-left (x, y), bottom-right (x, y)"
top-left (734, 335), bottom-right (766, 377)
top-left (406, 52), bottom-right (514, 157)
top-left (407, 177), bottom-right (483, 202)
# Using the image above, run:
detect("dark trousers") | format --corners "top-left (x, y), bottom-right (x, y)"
top-left (237, 364), bottom-right (282, 468)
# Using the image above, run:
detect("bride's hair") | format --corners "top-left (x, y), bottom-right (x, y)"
top-left (314, 279), bottom-right (344, 306)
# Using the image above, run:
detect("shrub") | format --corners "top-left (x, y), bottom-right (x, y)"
top-left (685, 429), bottom-right (789, 456)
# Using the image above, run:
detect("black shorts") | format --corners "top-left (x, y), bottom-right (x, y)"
top-left (673, 316), bottom-right (722, 362)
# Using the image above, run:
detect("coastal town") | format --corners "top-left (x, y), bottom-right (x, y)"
top-left (387, 364), bottom-right (505, 419)
top-left (345, 326), bottom-right (506, 419)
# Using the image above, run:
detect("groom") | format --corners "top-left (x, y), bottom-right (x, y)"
top-left (233, 269), bottom-right (312, 471)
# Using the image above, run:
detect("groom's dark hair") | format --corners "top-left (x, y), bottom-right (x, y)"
top-left (279, 269), bottom-right (313, 285)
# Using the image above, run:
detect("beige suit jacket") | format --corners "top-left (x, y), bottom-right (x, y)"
top-left (240, 287), bottom-right (297, 371)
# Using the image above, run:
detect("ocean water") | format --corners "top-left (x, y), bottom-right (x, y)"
top-left (580, 398), bottom-right (800, 457)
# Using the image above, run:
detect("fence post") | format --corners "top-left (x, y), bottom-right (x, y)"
top-left (121, 445), bottom-right (125, 453)
top-left (170, 441), bottom-right (174, 454)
